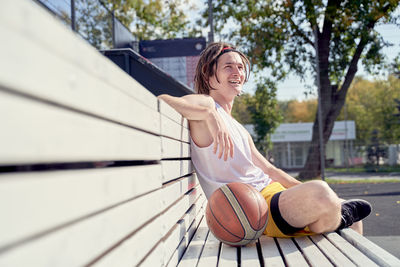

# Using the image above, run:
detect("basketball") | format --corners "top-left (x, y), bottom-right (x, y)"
top-left (205, 182), bottom-right (268, 246)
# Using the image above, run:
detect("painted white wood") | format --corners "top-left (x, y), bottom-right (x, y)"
top-left (142, 197), bottom-right (206, 267)
top-left (161, 114), bottom-right (190, 143)
top-left (309, 234), bottom-right (356, 266)
top-left (241, 240), bottom-right (261, 267)
top-left (166, 208), bottom-right (205, 267)
top-left (0, 1), bottom-right (159, 135)
top-left (324, 232), bottom-right (378, 266)
top-left (259, 236), bottom-right (285, 267)
top-left (159, 99), bottom-right (186, 126)
top-left (340, 228), bottom-right (400, 267)
top-left (161, 160), bottom-right (193, 183)
top-left (276, 238), bottom-right (308, 267)
top-left (218, 243), bottom-right (238, 267)
top-left (196, 232), bottom-right (220, 267)
top-left (294, 236), bottom-right (333, 267)
top-left (0, 91), bottom-right (161, 164)
top-left (0, 165), bottom-right (162, 248)
top-left (162, 137), bottom-right (190, 159)
top-left (177, 217), bottom-right (209, 267)
top-left (94, 184), bottom-right (200, 267)
top-left (0, 176), bottom-right (197, 267)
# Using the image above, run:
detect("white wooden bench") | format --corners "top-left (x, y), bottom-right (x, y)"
top-left (1, 0), bottom-right (399, 266)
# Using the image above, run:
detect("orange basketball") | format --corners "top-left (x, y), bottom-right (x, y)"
top-left (205, 182), bottom-right (268, 246)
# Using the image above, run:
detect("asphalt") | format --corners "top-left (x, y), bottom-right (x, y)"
top-left (327, 173), bottom-right (400, 258)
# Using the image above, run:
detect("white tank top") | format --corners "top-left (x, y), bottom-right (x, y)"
top-left (190, 102), bottom-right (272, 198)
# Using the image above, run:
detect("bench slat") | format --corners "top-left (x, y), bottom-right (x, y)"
top-left (0, 4), bottom-right (159, 134)
top-left (161, 114), bottom-right (190, 143)
top-left (93, 183), bottom-right (201, 267)
top-left (0, 176), bottom-right (195, 267)
top-left (340, 228), bottom-right (400, 267)
top-left (219, 243), bottom-right (238, 267)
top-left (162, 137), bottom-right (190, 159)
top-left (259, 236), bottom-right (285, 267)
top-left (159, 100), bottom-right (188, 128)
top-left (309, 234), bottom-right (356, 266)
top-left (0, 90), bottom-right (161, 164)
top-left (142, 196), bottom-right (205, 267)
top-left (324, 232), bottom-right (378, 266)
top-left (294, 236), bottom-right (333, 267)
top-left (0, 165), bottom-right (161, 248)
top-left (240, 241), bottom-right (261, 266)
top-left (161, 160), bottom-right (193, 183)
top-left (177, 218), bottom-right (209, 267)
top-left (166, 206), bottom-right (205, 267)
top-left (195, 231), bottom-right (220, 267)
top-left (276, 238), bottom-right (309, 267)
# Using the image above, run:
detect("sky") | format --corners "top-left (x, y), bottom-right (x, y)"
top-left (188, 2), bottom-right (400, 101)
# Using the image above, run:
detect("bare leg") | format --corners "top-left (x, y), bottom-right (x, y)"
top-left (350, 220), bottom-right (363, 235)
top-left (278, 180), bottom-right (342, 234)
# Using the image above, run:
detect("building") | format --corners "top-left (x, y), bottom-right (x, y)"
top-left (245, 121), bottom-right (356, 169)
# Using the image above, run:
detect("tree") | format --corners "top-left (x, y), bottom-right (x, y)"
top-left (337, 75), bottom-right (400, 146)
top-left (231, 93), bottom-right (253, 124)
top-left (247, 79), bottom-right (283, 155)
top-left (210, 0), bottom-right (400, 179)
top-left (103, 0), bottom-right (201, 40)
top-left (283, 99), bottom-right (318, 123)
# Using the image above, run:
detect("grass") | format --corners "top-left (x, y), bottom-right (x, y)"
top-left (326, 178), bottom-right (400, 184)
top-left (326, 165), bottom-right (400, 173)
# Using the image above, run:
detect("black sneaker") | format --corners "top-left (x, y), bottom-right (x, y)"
top-left (338, 199), bottom-right (372, 230)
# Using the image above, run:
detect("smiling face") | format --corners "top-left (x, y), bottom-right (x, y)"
top-left (209, 52), bottom-right (246, 99)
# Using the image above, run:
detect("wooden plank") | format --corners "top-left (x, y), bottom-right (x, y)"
top-left (0, 3), bottom-right (159, 135)
top-left (142, 196), bottom-right (206, 267)
top-left (93, 184), bottom-right (201, 267)
top-left (219, 243), bottom-right (238, 267)
top-left (309, 234), bottom-right (356, 266)
top-left (166, 207), bottom-right (205, 267)
top-left (0, 165), bottom-right (162, 248)
top-left (161, 114), bottom-right (190, 142)
top-left (0, 90), bottom-right (161, 164)
top-left (161, 160), bottom-right (193, 183)
top-left (162, 137), bottom-right (190, 159)
top-left (0, 177), bottom-right (195, 266)
top-left (241, 240), bottom-right (261, 267)
top-left (324, 232), bottom-right (378, 266)
top-left (276, 238), bottom-right (308, 267)
top-left (294, 236), bottom-right (333, 267)
top-left (196, 232), bottom-right (220, 267)
top-left (259, 236), bottom-right (285, 267)
top-left (340, 228), bottom-right (400, 267)
top-left (177, 218), bottom-right (209, 267)
top-left (159, 99), bottom-right (185, 126)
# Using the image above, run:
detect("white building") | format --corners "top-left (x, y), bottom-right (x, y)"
top-left (245, 121), bottom-right (356, 169)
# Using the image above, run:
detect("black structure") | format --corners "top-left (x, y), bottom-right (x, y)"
top-left (139, 38), bottom-right (206, 58)
top-left (102, 48), bottom-right (194, 97)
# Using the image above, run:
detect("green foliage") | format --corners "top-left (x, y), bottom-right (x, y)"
top-left (338, 75), bottom-right (400, 145)
top-left (103, 0), bottom-right (202, 40)
top-left (231, 84), bottom-right (282, 155)
top-left (247, 79), bottom-right (283, 155)
top-left (209, 0), bottom-right (399, 83)
top-left (231, 93), bottom-right (253, 124)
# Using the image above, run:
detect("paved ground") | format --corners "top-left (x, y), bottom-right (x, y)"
top-left (328, 177), bottom-right (400, 258)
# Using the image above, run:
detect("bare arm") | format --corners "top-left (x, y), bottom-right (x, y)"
top-left (247, 132), bottom-right (301, 188)
top-left (158, 94), bottom-right (234, 160)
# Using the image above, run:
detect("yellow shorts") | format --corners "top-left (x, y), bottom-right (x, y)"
top-left (261, 182), bottom-right (314, 238)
